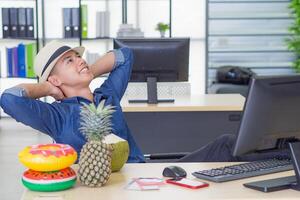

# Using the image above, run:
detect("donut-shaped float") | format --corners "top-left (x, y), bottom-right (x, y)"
top-left (19, 144), bottom-right (77, 171)
top-left (22, 167), bottom-right (76, 191)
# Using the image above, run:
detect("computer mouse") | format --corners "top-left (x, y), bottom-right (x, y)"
top-left (162, 165), bottom-right (187, 178)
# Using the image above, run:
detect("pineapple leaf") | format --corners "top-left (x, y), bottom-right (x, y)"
top-left (97, 100), bottom-right (105, 113)
top-left (79, 100), bottom-right (116, 142)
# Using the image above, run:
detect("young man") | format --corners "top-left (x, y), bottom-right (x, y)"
top-left (0, 40), bottom-right (145, 163)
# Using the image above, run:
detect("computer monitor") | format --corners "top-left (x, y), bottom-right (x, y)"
top-left (113, 38), bottom-right (190, 104)
top-left (233, 75), bottom-right (300, 157)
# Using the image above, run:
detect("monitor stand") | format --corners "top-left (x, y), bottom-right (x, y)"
top-left (288, 142), bottom-right (300, 191)
top-left (243, 142), bottom-right (300, 192)
top-left (128, 77), bottom-right (175, 104)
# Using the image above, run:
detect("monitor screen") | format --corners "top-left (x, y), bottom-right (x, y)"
top-left (113, 38), bottom-right (190, 82)
top-left (233, 75), bottom-right (300, 156)
top-left (113, 38), bottom-right (190, 104)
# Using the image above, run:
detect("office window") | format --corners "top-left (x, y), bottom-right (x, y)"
top-left (127, 0), bottom-right (206, 94)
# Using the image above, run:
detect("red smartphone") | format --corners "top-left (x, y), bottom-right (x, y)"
top-left (166, 178), bottom-right (209, 189)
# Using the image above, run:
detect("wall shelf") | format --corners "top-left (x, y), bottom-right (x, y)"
top-left (82, 37), bottom-right (113, 40)
top-left (210, 0), bottom-right (290, 3)
top-left (0, 37), bottom-right (37, 40)
top-left (209, 16), bottom-right (292, 20)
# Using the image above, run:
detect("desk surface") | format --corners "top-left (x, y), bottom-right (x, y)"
top-left (121, 94), bottom-right (245, 112)
top-left (22, 162), bottom-right (299, 200)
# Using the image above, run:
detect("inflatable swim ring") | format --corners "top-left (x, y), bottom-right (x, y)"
top-left (19, 144), bottom-right (77, 171)
top-left (22, 167), bottom-right (76, 191)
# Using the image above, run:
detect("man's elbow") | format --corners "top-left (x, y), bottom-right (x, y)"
top-left (0, 93), bottom-right (12, 115)
top-left (120, 47), bottom-right (133, 61)
top-left (0, 90), bottom-right (26, 117)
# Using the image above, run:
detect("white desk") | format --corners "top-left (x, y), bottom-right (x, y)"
top-left (121, 94), bottom-right (245, 112)
top-left (121, 94), bottom-right (245, 154)
top-left (22, 162), bottom-right (299, 200)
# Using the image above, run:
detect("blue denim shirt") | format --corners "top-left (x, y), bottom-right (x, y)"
top-left (0, 47), bottom-right (145, 163)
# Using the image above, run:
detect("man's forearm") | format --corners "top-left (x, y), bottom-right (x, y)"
top-left (16, 83), bottom-right (51, 99)
top-left (90, 51), bottom-right (115, 78)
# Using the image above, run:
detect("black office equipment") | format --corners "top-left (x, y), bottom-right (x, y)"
top-left (233, 75), bottom-right (300, 157)
top-left (63, 8), bottom-right (72, 38)
top-left (243, 176), bottom-right (296, 192)
top-left (243, 143), bottom-right (300, 192)
top-left (2, 8), bottom-right (10, 38)
top-left (193, 75), bottom-right (300, 183)
top-left (192, 158), bottom-right (293, 182)
top-left (9, 8), bottom-right (18, 38)
top-left (217, 66), bottom-right (255, 85)
top-left (289, 142), bottom-right (300, 190)
top-left (113, 38), bottom-right (190, 104)
top-left (163, 166), bottom-right (187, 179)
top-left (71, 8), bottom-right (79, 38)
top-left (25, 8), bottom-right (34, 38)
top-left (18, 8), bottom-right (26, 38)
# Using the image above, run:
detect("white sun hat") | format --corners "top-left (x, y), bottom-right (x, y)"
top-left (34, 40), bottom-right (85, 83)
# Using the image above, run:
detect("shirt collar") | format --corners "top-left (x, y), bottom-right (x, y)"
top-left (60, 92), bottom-right (105, 105)
top-left (61, 96), bottom-right (92, 104)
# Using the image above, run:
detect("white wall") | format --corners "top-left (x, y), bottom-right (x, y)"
top-left (126, 0), bottom-right (206, 94)
top-left (0, 0), bottom-right (206, 95)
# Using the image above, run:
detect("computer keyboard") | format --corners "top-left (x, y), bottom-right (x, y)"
top-left (192, 158), bottom-right (293, 182)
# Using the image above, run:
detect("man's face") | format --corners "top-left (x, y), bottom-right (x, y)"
top-left (50, 50), bottom-right (94, 87)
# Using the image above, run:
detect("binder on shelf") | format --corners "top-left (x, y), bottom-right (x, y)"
top-left (71, 8), bottom-right (79, 38)
top-left (25, 8), bottom-right (34, 38)
top-left (0, 51), bottom-right (1, 77)
top-left (9, 8), bottom-right (18, 38)
top-left (96, 11), bottom-right (110, 38)
top-left (12, 47), bottom-right (18, 77)
top-left (2, 8), bottom-right (10, 38)
top-left (63, 8), bottom-right (72, 38)
top-left (25, 43), bottom-right (36, 78)
top-left (81, 5), bottom-right (88, 38)
top-left (17, 43), bottom-right (26, 77)
top-left (6, 48), bottom-right (13, 77)
top-left (18, 8), bottom-right (26, 38)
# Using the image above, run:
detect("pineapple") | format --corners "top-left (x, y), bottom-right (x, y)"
top-left (78, 100), bottom-right (115, 187)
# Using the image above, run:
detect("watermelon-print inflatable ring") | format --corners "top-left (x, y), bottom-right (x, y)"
top-left (22, 167), bottom-right (76, 191)
top-left (19, 144), bottom-right (77, 171)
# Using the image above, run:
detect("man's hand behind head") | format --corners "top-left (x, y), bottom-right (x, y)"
top-left (45, 81), bottom-right (65, 100)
